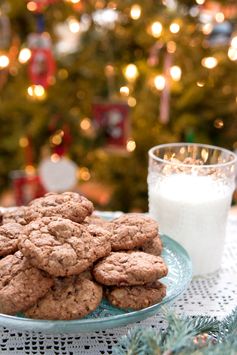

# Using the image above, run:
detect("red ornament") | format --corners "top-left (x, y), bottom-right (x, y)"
top-left (28, 33), bottom-right (55, 88)
top-left (92, 102), bottom-right (129, 150)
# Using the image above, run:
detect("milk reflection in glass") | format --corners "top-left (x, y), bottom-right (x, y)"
top-left (148, 144), bottom-right (237, 276)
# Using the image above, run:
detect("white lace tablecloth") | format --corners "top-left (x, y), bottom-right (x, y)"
top-left (0, 213), bottom-right (237, 355)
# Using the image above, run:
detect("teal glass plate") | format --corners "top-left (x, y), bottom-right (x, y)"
top-left (0, 235), bottom-right (192, 334)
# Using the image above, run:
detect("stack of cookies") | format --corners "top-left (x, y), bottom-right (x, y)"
top-left (0, 192), bottom-right (168, 320)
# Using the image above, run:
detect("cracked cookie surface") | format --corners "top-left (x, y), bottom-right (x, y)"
top-left (0, 223), bottom-right (23, 257)
top-left (25, 275), bottom-right (102, 320)
top-left (106, 281), bottom-right (166, 310)
top-left (93, 251), bottom-right (168, 286)
top-left (0, 251), bottom-right (53, 315)
top-left (110, 214), bottom-right (158, 251)
top-left (1, 206), bottom-right (28, 226)
top-left (19, 217), bottom-right (111, 276)
top-left (25, 192), bottom-right (93, 223)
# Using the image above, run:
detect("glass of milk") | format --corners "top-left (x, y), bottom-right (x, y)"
top-left (148, 143), bottom-right (237, 276)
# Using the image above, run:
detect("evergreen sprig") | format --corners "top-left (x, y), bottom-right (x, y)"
top-left (113, 307), bottom-right (237, 355)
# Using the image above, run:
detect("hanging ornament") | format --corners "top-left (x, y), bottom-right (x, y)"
top-left (28, 33), bottom-right (55, 88)
top-left (39, 156), bottom-right (77, 193)
top-left (92, 102), bottom-right (129, 151)
top-left (160, 51), bottom-right (172, 124)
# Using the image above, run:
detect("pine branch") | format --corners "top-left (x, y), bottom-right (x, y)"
top-left (114, 307), bottom-right (237, 355)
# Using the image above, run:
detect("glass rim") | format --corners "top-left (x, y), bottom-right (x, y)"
top-left (148, 142), bottom-right (237, 169)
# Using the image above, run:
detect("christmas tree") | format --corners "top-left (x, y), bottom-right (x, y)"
top-left (0, 0), bottom-right (237, 210)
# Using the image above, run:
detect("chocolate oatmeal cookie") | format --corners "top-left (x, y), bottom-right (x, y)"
top-left (93, 251), bottom-right (168, 286)
top-left (0, 251), bottom-right (53, 315)
top-left (25, 192), bottom-right (93, 223)
top-left (110, 214), bottom-right (158, 251)
top-left (0, 223), bottom-right (23, 257)
top-left (25, 275), bottom-right (102, 320)
top-left (106, 281), bottom-right (166, 310)
top-left (19, 217), bottom-right (111, 277)
top-left (140, 235), bottom-right (163, 256)
top-left (1, 206), bottom-right (28, 226)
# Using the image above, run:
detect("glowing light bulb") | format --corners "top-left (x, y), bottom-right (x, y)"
top-left (231, 36), bottom-right (237, 49)
top-left (51, 153), bottom-right (60, 163)
top-left (228, 47), bottom-right (237, 61)
top-left (170, 66), bottom-right (182, 81)
top-left (167, 41), bottom-right (177, 53)
top-left (130, 4), bottom-right (141, 20)
top-left (27, 85), bottom-right (46, 100)
top-left (120, 86), bottom-right (130, 96)
top-left (80, 118), bottom-right (91, 130)
top-left (126, 139), bottom-right (136, 152)
top-left (0, 55), bottom-right (9, 68)
top-left (27, 1), bottom-right (37, 11)
top-left (150, 21), bottom-right (163, 38)
top-left (201, 57), bottom-right (218, 69)
top-left (154, 75), bottom-right (166, 90)
top-left (128, 97), bottom-right (137, 107)
top-left (202, 23), bottom-right (213, 35)
top-left (124, 64), bottom-right (139, 82)
top-left (169, 22), bottom-right (180, 34)
top-left (195, 0), bottom-right (205, 4)
top-left (80, 167), bottom-right (91, 181)
top-left (19, 137), bottom-right (29, 148)
top-left (215, 12), bottom-right (224, 23)
top-left (18, 48), bottom-right (31, 64)
top-left (197, 81), bottom-right (205, 87)
top-left (68, 17), bottom-right (80, 33)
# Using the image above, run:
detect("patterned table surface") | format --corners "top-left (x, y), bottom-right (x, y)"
top-left (0, 212), bottom-right (237, 355)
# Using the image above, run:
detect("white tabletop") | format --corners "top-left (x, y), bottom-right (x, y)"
top-left (0, 213), bottom-right (237, 355)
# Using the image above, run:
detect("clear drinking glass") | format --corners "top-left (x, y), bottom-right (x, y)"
top-left (148, 143), bottom-right (237, 276)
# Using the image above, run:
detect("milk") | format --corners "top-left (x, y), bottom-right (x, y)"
top-left (148, 173), bottom-right (233, 275)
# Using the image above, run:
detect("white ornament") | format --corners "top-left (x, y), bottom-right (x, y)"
top-left (39, 157), bottom-right (77, 192)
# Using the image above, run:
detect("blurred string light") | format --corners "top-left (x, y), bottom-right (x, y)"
top-left (228, 36), bottom-right (237, 61)
top-left (214, 118), bottom-right (224, 129)
top-left (80, 118), bottom-right (91, 130)
top-left (51, 153), bottom-right (60, 163)
top-left (120, 86), bottom-right (130, 96)
top-left (25, 165), bottom-right (36, 175)
top-left (195, 0), bottom-right (205, 4)
top-left (150, 21), bottom-right (163, 38)
top-left (65, 0), bottom-right (81, 3)
top-left (0, 55), bottom-right (9, 69)
top-left (231, 36), bottom-right (237, 48)
top-left (201, 57), bottom-right (218, 69)
top-left (68, 17), bottom-right (80, 33)
top-left (124, 64), bottom-right (139, 82)
top-left (228, 47), bottom-right (237, 61)
top-left (27, 85), bottom-right (46, 100)
top-left (169, 22), bottom-right (180, 34)
top-left (215, 12), bottom-right (225, 23)
top-left (126, 139), bottom-right (136, 152)
top-left (19, 137), bottom-right (29, 148)
top-left (27, 1), bottom-right (37, 11)
top-left (167, 41), bottom-right (176, 53)
top-left (130, 4), bottom-right (141, 20)
top-left (51, 130), bottom-right (64, 145)
top-left (170, 65), bottom-right (182, 81)
top-left (127, 97), bottom-right (136, 107)
top-left (154, 75), bottom-right (166, 90)
top-left (18, 48), bottom-right (31, 64)
top-left (197, 81), bottom-right (205, 87)
top-left (79, 167), bottom-right (91, 181)
top-left (202, 23), bottom-right (213, 35)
